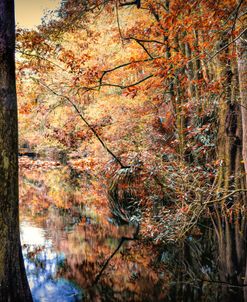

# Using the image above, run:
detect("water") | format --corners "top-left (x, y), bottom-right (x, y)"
top-left (19, 157), bottom-right (246, 302)
top-left (19, 157), bottom-right (167, 301)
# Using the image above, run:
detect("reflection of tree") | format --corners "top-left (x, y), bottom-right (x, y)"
top-left (22, 189), bottom-right (241, 302)
top-left (93, 224), bottom-right (140, 285)
top-left (23, 212), bottom-right (168, 301)
top-left (49, 217), bottom-right (167, 301)
top-left (19, 158), bottom-right (87, 211)
top-left (20, 158), bottom-right (168, 301)
top-left (160, 222), bottom-right (246, 302)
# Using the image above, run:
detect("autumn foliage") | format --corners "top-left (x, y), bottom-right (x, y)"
top-left (17, 0), bottom-right (247, 294)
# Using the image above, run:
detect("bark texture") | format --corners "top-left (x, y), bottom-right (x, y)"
top-left (235, 4), bottom-right (247, 296)
top-left (0, 1), bottom-right (33, 301)
top-left (236, 26), bottom-right (247, 188)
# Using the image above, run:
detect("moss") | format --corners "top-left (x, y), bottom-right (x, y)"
top-left (3, 154), bottom-right (9, 170)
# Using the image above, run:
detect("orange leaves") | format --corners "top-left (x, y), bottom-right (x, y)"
top-left (16, 0), bottom-right (241, 248)
top-left (19, 102), bottom-right (33, 114)
top-left (74, 130), bottom-right (87, 140)
top-left (82, 66), bottom-right (100, 85)
top-left (58, 50), bottom-right (90, 73)
top-left (122, 86), bottom-right (138, 98)
top-left (69, 158), bottom-right (96, 171)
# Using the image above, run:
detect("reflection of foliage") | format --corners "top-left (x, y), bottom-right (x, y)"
top-left (108, 167), bottom-right (142, 224)
top-left (20, 159), bottom-right (168, 301)
top-left (161, 225), bottom-right (227, 302)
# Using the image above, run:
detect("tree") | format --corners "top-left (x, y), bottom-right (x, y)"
top-left (236, 3), bottom-right (247, 188)
top-left (16, 0), bottom-right (247, 298)
top-left (235, 0), bottom-right (247, 295)
top-left (0, 0), bottom-right (33, 300)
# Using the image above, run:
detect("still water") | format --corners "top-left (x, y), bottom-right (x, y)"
top-left (19, 157), bottom-right (244, 302)
top-left (19, 157), bottom-right (167, 302)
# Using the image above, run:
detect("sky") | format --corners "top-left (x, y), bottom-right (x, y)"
top-left (15, 0), bottom-right (60, 29)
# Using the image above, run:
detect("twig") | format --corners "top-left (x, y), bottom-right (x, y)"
top-left (125, 37), bottom-right (165, 45)
top-left (99, 74), bottom-right (153, 89)
top-left (206, 28), bottom-right (247, 63)
top-left (130, 39), bottom-right (154, 59)
top-left (230, 0), bottom-right (244, 33)
top-left (116, 1), bottom-right (124, 43)
top-left (203, 189), bottom-right (247, 205)
top-left (201, 279), bottom-right (247, 288)
top-left (99, 57), bottom-right (158, 85)
top-left (16, 49), bottom-right (68, 72)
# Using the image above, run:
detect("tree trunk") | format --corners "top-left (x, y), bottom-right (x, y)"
top-left (0, 1), bottom-right (33, 301)
top-left (235, 5), bottom-right (247, 294)
top-left (236, 24), bottom-right (247, 189)
top-left (212, 35), bottom-right (246, 294)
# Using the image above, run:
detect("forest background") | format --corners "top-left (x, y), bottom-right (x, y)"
top-left (15, 0), bottom-right (247, 299)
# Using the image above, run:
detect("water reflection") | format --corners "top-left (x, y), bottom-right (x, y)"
top-left (19, 157), bottom-right (167, 301)
top-left (21, 221), bottom-right (83, 302)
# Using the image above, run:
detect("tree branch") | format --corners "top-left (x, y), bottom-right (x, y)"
top-left (99, 57), bottom-right (158, 85)
top-left (16, 49), bottom-right (68, 72)
top-left (206, 28), bottom-right (247, 63)
top-left (99, 74), bottom-right (153, 89)
top-left (230, 0), bottom-right (244, 32)
top-left (203, 189), bottom-right (247, 205)
top-left (119, 0), bottom-right (141, 9)
top-left (124, 36), bottom-right (165, 45)
top-left (128, 38), bottom-right (153, 58)
top-left (77, 73), bottom-right (153, 92)
top-left (33, 79), bottom-right (127, 168)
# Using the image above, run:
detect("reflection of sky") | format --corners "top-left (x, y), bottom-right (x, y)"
top-left (21, 221), bottom-right (49, 245)
top-left (21, 221), bottom-right (83, 302)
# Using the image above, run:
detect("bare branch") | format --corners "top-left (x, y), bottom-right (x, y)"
top-left (99, 57), bottom-right (156, 85)
top-left (203, 189), bottom-right (247, 205)
top-left (130, 39), bottom-right (154, 59)
top-left (99, 74), bottom-right (153, 89)
top-left (124, 36), bottom-right (165, 45)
